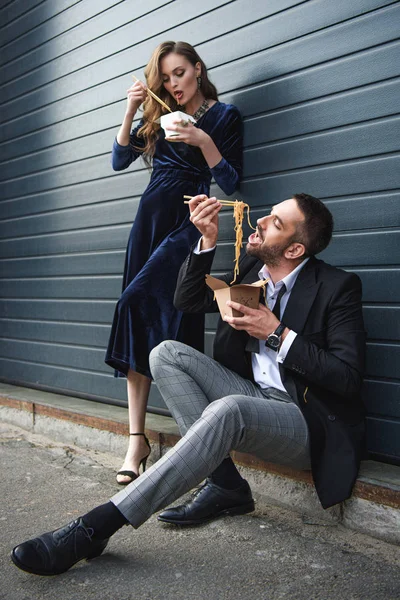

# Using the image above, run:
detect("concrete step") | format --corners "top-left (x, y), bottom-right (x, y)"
top-left (0, 382), bottom-right (399, 545)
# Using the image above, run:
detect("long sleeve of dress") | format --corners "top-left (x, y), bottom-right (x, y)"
top-left (209, 105), bottom-right (243, 196)
top-left (111, 119), bottom-right (145, 171)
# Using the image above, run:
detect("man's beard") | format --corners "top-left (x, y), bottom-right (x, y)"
top-left (246, 240), bottom-right (288, 268)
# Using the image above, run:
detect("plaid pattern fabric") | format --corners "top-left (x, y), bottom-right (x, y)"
top-left (112, 341), bottom-right (310, 527)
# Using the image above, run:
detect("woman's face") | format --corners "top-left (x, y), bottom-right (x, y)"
top-left (160, 52), bottom-right (201, 106)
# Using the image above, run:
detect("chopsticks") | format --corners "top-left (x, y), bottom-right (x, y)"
top-left (183, 195), bottom-right (256, 231)
top-left (132, 75), bottom-right (172, 113)
top-left (183, 195), bottom-right (239, 206)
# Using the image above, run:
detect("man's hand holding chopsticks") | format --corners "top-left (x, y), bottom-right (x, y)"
top-left (188, 195), bottom-right (222, 250)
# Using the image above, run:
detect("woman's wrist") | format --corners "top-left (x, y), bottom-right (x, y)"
top-left (199, 133), bottom-right (222, 169)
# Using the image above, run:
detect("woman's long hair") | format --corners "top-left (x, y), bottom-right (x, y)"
top-left (136, 41), bottom-right (218, 165)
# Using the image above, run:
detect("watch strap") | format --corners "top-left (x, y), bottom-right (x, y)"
top-left (274, 322), bottom-right (286, 337)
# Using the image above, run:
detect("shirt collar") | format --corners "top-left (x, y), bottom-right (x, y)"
top-left (258, 257), bottom-right (310, 294)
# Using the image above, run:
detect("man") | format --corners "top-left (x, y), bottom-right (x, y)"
top-left (11, 193), bottom-right (366, 576)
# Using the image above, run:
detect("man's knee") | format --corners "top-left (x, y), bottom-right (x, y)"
top-left (149, 340), bottom-right (182, 372)
top-left (202, 395), bottom-right (245, 421)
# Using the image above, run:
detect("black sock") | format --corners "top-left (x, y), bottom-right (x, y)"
top-left (82, 502), bottom-right (129, 539)
top-left (209, 457), bottom-right (244, 490)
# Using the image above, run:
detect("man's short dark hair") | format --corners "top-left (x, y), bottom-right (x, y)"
top-left (293, 193), bottom-right (333, 256)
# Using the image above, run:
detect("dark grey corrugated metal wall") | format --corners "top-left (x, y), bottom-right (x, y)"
top-left (0, 0), bottom-right (399, 464)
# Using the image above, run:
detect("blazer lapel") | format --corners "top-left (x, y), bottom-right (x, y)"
top-left (282, 257), bottom-right (321, 334)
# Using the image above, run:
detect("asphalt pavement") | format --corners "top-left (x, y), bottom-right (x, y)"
top-left (1, 422), bottom-right (399, 600)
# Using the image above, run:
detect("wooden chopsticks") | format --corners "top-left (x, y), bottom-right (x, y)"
top-left (183, 195), bottom-right (238, 205)
top-left (132, 75), bottom-right (172, 113)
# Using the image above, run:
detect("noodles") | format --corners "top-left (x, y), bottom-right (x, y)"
top-left (183, 196), bottom-right (256, 284)
top-left (231, 200), bottom-right (255, 284)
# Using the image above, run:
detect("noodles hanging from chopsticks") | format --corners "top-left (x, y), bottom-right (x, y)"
top-left (183, 196), bottom-right (256, 284)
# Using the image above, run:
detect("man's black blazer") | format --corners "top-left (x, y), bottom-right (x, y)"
top-left (174, 249), bottom-right (367, 509)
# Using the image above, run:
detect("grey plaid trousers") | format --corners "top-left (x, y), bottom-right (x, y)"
top-left (112, 341), bottom-right (310, 527)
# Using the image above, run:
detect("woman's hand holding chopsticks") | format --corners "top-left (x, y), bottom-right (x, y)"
top-left (187, 195), bottom-right (222, 250)
top-left (126, 80), bottom-right (147, 117)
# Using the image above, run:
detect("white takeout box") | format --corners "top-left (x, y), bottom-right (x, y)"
top-left (160, 111), bottom-right (196, 138)
top-left (205, 275), bottom-right (267, 319)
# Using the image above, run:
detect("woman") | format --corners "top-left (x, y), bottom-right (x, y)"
top-left (105, 41), bottom-right (243, 485)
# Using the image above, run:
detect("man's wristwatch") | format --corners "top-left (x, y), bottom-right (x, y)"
top-left (265, 322), bottom-right (286, 351)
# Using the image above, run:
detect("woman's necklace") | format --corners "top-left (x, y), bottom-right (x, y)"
top-left (191, 99), bottom-right (209, 121)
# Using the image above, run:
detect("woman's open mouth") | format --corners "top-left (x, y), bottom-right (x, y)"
top-left (174, 91), bottom-right (183, 102)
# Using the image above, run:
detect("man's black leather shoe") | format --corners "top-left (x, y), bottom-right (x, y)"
top-left (158, 479), bottom-right (255, 526)
top-left (11, 517), bottom-right (109, 576)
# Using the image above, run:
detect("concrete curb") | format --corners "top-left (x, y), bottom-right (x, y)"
top-left (0, 384), bottom-right (399, 545)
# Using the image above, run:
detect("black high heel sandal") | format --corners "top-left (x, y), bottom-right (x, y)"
top-left (116, 433), bottom-right (151, 486)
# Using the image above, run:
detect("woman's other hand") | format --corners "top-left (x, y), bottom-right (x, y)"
top-left (166, 121), bottom-right (209, 148)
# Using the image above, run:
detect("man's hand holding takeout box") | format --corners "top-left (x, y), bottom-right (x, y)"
top-left (188, 195), bottom-right (288, 344)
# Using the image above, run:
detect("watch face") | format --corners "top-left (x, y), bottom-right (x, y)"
top-left (266, 333), bottom-right (280, 349)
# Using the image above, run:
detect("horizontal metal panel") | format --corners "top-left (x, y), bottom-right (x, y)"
top-left (0, 358), bottom-right (166, 411)
top-left (0, 170), bottom-right (150, 219)
top-left (351, 269), bottom-right (400, 303)
top-left (0, 129), bottom-right (113, 181)
top-left (322, 230), bottom-right (400, 267)
top-left (0, 276), bottom-right (122, 299)
top-left (234, 42), bottom-right (400, 120)
top-left (2, 2), bottom-right (398, 140)
top-left (0, 298), bottom-right (115, 323)
top-left (363, 307), bottom-right (400, 342)
top-left (0, 224), bottom-right (132, 258)
top-left (241, 155), bottom-right (400, 207)
top-left (1, 155), bottom-right (121, 200)
top-left (0, 0), bottom-right (168, 78)
top-left (363, 380), bottom-right (400, 419)
top-left (0, 338), bottom-right (109, 374)
top-left (0, 0), bottom-right (80, 48)
top-left (244, 117), bottom-right (400, 179)
top-left (0, 0), bottom-right (44, 28)
top-left (212, 4), bottom-right (400, 97)
top-left (366, 417), bottom-right (400, 460)
top-left (0, 357), bottom-right (128, 403)
top-left (0, 198), bottom-right (141, 238)
top-left (365, 343), bottom-right (400, 380)
top-left (244, 79), bottom-right (400, 147)
top-left (0, 250), bottom-right (125, 277)
top-left (0, 103), bottom-right (126, 162)
top-left (0, 318), bottom-right (109, 347)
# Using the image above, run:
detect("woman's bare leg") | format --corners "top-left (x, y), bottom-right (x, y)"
top-left (116, 369), bottom-right (151, 484)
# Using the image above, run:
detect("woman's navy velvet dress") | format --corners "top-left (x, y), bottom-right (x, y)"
top-left (105, 102), bottom-right (242, 378)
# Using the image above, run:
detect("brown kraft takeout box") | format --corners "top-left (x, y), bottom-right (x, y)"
top-left (206, 274), bottom-right (267, 319)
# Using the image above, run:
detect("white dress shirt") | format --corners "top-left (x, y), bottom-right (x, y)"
top-left (251, 259), bottom-right (309, 391)
top-left (193, 239), bottom-right (309, 391)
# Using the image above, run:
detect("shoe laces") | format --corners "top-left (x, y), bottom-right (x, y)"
top-left (191, 481), bottom-right (209, 500)
top-left (54, 519), bottom-right (94, 546)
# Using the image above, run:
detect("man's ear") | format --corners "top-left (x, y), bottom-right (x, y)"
top-left (284, 243), bottom-right (306, 260)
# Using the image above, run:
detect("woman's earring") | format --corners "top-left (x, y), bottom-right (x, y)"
top-left (197, 76), bottom-right (202, 90)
